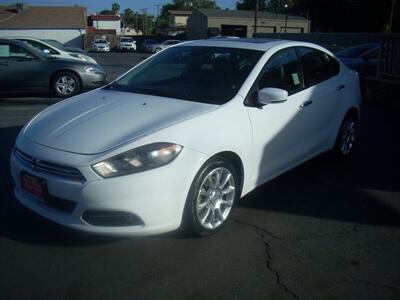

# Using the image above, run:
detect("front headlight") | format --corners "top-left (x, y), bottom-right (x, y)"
top-left (70, 53), bottom-right (87, 61)
top-left (84, 65), bottom-right (101, 73)
top-left (92, 143), bottom-right (183, 178)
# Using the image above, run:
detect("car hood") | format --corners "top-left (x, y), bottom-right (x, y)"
top-left (23, 90), bottom-right (216, 155)
top-left (94, 43), bottom-right (108, 47)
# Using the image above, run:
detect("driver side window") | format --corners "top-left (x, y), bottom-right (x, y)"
top-left (258, 48), bottom-right (303, 95)
top-left (21, 40), bottom-right (58, 55)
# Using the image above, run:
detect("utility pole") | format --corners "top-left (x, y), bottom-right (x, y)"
top-left (254, 0), bottom-right (259, 34)
top-left (142, 8), bottom-right (147, 35)
top-left (155, 4), bottom-right (161, 28)
top-left (389, 0), bottom-right (396, 33)
top-left (284, 4), bottom-right (288, 33)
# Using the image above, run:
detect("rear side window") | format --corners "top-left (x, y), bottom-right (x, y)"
top-left (258, 48), bottom-right (303, 94)
top-left (297, 47), bottom-right (340, 87)
top-left (0, 43), bottom-right (33, 58)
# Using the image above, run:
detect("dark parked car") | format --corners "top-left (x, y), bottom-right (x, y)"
top-left (0, 39), bottom-right (106, 97)
top-left (141, 39), bottom-right (157, 52)
top-left (43, 39), bottom-right (86, 54)
top-left (336, 43), bottom-right (380, 93)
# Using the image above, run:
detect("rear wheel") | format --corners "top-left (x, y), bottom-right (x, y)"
top-left (155, 47), bottom-right (162, 53)
top-left (52, 72), bottom-right (80, 97)
top-left (183, 158), bottom-right (239, 237)
top-left (333, 112), bottom-right (358, 158)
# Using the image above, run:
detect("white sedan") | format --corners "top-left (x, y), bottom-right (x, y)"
top-left (11, 39), bottom-right (361, 237)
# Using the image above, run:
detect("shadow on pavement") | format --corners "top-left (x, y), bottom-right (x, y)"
top-left (239, 101), bottom-right (400, 227)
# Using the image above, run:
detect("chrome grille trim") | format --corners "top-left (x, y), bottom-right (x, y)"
top-left (14, 148), bottom-right (85, 181)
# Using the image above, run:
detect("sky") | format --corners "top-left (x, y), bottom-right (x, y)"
top-left (0, 0), bottom-right (239, 16)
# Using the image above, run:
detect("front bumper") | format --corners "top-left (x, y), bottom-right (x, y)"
top-left (80, 72), bottom-right (107, 89)
top-left (92, 47), bottom-right (110, 52)
top-left (10, 144), bottom-right (207, 236)
top-left (120, 44), bottom-right (136, 50)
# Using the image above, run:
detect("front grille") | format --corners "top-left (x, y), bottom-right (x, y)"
top-left (82, 210), bottom-right (145, 227)
top-left (14, 148), bottom-right (85, 181)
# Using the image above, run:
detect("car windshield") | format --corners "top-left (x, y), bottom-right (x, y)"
top-left (107, 46), bottom-right (263, 105)
top-left (121, 38), bottom-right (133, 43)
top-left (95, 40), bottom-right (107, 44)
top-left (336, 44), bottom-right (378, 58)
top-left (144, 39), bottom-right (157, 44)
top-left (42, 39), bottom-right (65, 50)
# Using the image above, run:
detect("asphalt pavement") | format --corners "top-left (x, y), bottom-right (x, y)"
top-left (0, 52), bottom-right (399, 300)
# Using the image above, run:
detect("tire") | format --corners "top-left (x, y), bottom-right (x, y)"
top-left (182, 157), bottom-right (240, 237)
top-left (333, 112), bottom-right (358, 158)
top-left (52, 72), bottom-right (80, 98)
top-left (155, 47), bottom-right (162, 53)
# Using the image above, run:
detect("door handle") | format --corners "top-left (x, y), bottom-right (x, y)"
top-left (336, 84), bottom-right (346, 91)
top-left (300, 100), bottom-right (312, 108)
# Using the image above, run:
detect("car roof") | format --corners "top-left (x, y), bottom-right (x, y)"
top-left (179, 38), bottom-right (329, 53)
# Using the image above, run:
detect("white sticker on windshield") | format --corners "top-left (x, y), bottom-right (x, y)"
top-left (292, 73), bottom-right (300, 85)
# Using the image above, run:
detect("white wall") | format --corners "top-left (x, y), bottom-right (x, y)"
top-left (94, 20), bottom-right (121, 35)
top-left (0, 29), bottom-right (85, 48)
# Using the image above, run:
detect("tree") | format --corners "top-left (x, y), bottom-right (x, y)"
top-left (266, 0), bottom-right (296, 12)
top-left (157, 0), bottom-right (219, 28)
top-left (236, 0), bottom-right (267, 11)
top-left (112, 2), bottom-right (120, 15)
top-left (99, 9), bottom-right (113, 15)
top-left (122, 8), bottom-right (134, 26)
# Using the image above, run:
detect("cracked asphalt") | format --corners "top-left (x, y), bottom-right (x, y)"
top-left (1, 52), bottom-right (400, 299)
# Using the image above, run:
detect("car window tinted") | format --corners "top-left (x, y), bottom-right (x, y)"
top-left (297, 47), bottom-right (340, 87)
top-left (258, 48), bottom-right (303, 94)
top-left (109, 46), bottom-right (263, 104)
top-left (0, 43), bottom-right (33, 58)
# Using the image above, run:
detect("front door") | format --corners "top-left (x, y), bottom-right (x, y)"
top-left (247, 48), bottom-right (319, 184)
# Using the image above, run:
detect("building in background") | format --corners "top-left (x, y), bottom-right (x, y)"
top-left (87, 14), bottom-right (121, 35)
top-left (0, 3), bottom-right (86, 49)
top-left (187, 9), bottom-right (310, 39)
top-left (168, 10), bottom-right (192, 28)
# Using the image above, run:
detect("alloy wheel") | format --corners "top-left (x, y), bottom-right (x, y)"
top-left (56, 75), bottom-right (76, 96)
top-left (195, 167), bottom-right (236, 230)
top-left (340, 118), bottom-right (356, 155)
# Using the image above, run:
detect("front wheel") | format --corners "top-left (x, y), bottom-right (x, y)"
top-left (182, 158), bottom-right (239, 237)
top-left (155, 47), bottom-right (162, 53)
top-left (52, 72), bottom-right (80, 97)
top-left (333, 112), bottom-right (358, 158)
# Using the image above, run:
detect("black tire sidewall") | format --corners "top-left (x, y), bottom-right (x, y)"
top-left (183, 158), bottom-right (240, 237)
top-left (52, 72), bottom-right (80, 98)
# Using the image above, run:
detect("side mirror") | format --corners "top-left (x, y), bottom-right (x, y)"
top-left (257, 87), bottom-right (288, 106)
top-left (42, 49), bottom-right (51, 54)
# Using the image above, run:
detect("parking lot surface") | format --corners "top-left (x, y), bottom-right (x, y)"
top-left (1, 52), bottom-right (400, 300)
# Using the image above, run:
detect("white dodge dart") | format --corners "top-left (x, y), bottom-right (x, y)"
top-left (11, 39), bottom-right (361, 237)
